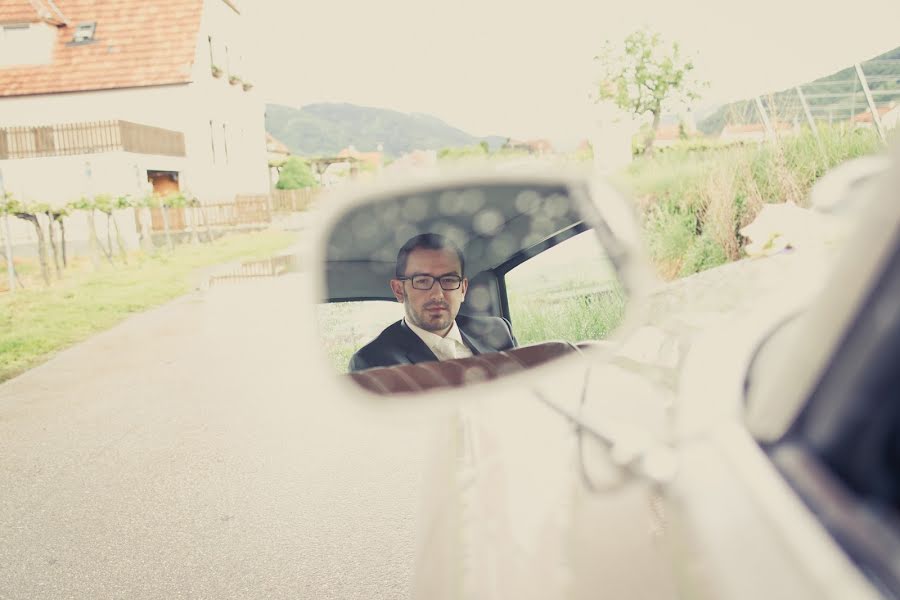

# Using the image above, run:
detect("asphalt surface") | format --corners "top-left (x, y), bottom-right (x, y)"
top-left (0, 272), bottom-right (432, 599)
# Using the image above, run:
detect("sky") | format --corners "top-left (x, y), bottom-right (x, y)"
top-left (246, 0), bottom-right (900, 149)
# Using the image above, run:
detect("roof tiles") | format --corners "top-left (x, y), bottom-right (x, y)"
top-left (0, 0), bottom-right (204, 97)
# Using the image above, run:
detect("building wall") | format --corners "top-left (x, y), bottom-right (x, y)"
top-left (0, 0), bottom-right (269, 206)
top-left (0, 150), bottom-right (184, 248)
top-left (0, 151), bottom-right (185, 207)
top-left (185, 0), bottom-right (269, 202)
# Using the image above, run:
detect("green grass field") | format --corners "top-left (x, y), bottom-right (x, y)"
top-left (615, 126), bottom-right (885, 278)
top-left (0, 230), bottom-right (297, 382)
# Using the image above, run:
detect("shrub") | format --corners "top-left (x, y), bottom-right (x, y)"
top-left (276, 156), bottom-right (318, 189)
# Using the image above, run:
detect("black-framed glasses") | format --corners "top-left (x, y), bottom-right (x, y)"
top-left (397, 274), bottom-right (463, 291)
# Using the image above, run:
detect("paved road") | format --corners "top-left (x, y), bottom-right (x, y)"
top-left (0, 272), bottom-right (433, 599)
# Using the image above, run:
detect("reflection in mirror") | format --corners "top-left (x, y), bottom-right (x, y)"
top-left (316, 181), bottom-right (629, 393)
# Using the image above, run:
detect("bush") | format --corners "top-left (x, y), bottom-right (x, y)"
top-left (276, 156), bottom-right (318, 189)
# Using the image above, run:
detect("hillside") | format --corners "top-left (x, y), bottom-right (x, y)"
top-left (265, 103), bottom-right (506, 157)
top-left (698, 45), bottom-right (900, 135)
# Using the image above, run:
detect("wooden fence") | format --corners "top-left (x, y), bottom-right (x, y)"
top-left (271, 188), bottom-right (318, 212)
top-left (0, 120), bottom-right (185, 159)
top-left (208, 254), bottom-right (297, 285)
top-left (144, 190), bottom-right (319, 232)
top-left (146, 197), bottom-right (271, 232)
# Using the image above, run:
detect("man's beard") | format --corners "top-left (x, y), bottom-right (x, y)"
top-left (407, 300), bottom-right (452, 332)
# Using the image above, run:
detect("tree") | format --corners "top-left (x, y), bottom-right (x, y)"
top-left (276, 157), bottom-right (318, 189)
top-left (11, 200), bottom-right (52, 285)
top-left (595, 28), bottom-right (704, 154)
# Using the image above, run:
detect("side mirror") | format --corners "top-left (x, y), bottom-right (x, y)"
top-left (311, 167), bottom-right (652, 395)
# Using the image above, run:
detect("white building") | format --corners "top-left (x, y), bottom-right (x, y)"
top-left (0, 0), bottom-right (269, 251)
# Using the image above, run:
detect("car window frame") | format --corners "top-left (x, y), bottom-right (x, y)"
top-left (765, 216), bottom-right (900, 597)
top-left (493, 222), bottom-right (590, 324)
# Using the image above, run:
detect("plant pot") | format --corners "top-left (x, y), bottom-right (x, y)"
top-left (211, 65), bottom-right (223, 78)
top-left (229, 76), bottom-right (241, 85)
top-left (242, 82), bottom-right (253, 91)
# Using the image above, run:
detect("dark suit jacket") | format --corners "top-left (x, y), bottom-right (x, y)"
top-left (348, 314), bottom-right (517, 372)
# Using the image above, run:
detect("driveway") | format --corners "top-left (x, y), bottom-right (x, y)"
top-left (0, 272), bottom-right (430, 599)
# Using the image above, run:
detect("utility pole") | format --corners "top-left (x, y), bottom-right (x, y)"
top-left (855, 63), bottom-right (887, 143)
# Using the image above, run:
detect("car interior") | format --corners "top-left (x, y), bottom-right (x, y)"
top-left (322, 182), bottom-right (609, 393)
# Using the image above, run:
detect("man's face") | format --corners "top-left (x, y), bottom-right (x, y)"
top-left (390, 247), bottom-right (468, 336)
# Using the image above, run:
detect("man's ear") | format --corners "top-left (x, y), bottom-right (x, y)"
top-left (390, 279), bottom-right (405, 303)
top-left (460, 277), bottom-right (468, 299)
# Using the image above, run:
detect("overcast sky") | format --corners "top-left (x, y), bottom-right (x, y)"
top-left (247, 0), bottom-right (900, 148)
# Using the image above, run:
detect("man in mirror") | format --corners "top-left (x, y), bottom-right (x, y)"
top-left (348, 233), bottom-right (517, 372)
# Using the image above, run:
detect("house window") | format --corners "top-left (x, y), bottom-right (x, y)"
top-left (209, 120), bottom-right (216, 164)
top-left (222, 123), bottom-right (229, 163)
top-left (71, 22), bottom-right (96, 44)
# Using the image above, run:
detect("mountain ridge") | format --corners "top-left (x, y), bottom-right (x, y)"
top-left (265, 102), bottom-right (507, 158)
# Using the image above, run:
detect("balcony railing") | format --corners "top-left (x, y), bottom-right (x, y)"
top-left (0, 120), bottom-right (186, 159)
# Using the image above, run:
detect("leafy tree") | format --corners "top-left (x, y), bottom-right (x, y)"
top-left (595, 28), bottom-right (704, 153)
top-left (276, 157), bottom-right (318, 189)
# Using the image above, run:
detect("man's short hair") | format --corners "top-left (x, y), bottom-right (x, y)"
top-left (395, 233), bottom-right (465, 278)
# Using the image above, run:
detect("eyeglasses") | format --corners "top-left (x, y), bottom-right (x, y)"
top-left (397, 274), bottom-right (463, 291)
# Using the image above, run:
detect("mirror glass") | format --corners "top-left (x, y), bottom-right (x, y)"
top-left (316, 181), bottom-right (629, 394)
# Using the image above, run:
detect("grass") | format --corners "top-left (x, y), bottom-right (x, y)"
top-left (0, 230), bottom-right (297, 382)
top-left (614, 126), bottom-right (884, 279)
top-left (508, 286), bottom-right (627, 347)
top-left (319, 285), bottom-right (628, 373)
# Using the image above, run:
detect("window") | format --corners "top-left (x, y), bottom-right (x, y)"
top-left (209, 120), bottom-right (216, 164)
top-left (316, 301), bottom-right (404, 373)
top-left (503, 229), bottom-right (625, 346)
top-left (71, 22), bottom-right (96, 44)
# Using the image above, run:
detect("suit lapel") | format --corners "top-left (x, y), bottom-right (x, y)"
top-left (397, 320), bottom-right (439, 363)
top-left (459, 328), bottom-right (488, 355)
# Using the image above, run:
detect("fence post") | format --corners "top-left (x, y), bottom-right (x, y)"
top-left (754, 96), bottom-right (776, 141)
top-left (796, 86), bottom-right (825, 154)
top-left (0, 169), bottom-right (14, 293)
top-left (855, 63), bottom-right (887, 143)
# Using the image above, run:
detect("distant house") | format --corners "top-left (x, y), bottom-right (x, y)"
top-left (719, 121), bottom-right (796, 143)
top-left (884, 105), bottom-right (900, 132)
top-left (851, 103), bottom-right (898, 131)
top-left (504, 139), bottom-right (553, 155)
top-left (266, 133), bottom-right (291, 163)
top-left (386, 149), bottom-right (437, 172)
top-left (266, 132), bottom-right (291, 187)
top-left (0, 0), bottom-right (269, 209)
top-left (653, 124), bottom-right (683, 148)
top-left (337, 145), bottom-right (384, 170)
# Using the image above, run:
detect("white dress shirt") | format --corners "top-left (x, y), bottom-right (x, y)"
top-left (404, 318), bottom-right (474, 361)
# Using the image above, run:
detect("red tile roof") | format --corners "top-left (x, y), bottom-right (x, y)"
top-left (266, 132), bottom-right (290, 155)
top-left (850, 104), bottom-right (894, 123)
top-left (0, 1), bottom-right (67, 25)
top-left (654, 124), bottom-right (681, 141)
top-left (0, 0), bottom-right (204, 97)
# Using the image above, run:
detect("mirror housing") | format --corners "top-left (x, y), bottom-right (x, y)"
top-left (311, 165), bottom-right (654, 395)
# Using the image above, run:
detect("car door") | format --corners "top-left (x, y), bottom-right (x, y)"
top-left (661, 149), bottom-right (899, 600)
